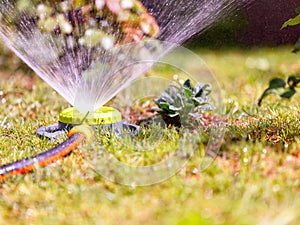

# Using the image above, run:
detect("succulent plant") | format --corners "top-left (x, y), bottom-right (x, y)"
top-left (154, 79), bottom-right (214, 127)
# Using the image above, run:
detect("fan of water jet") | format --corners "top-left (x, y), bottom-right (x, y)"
top-left (73, 40), bottom-right (175, 113)
top-left (0, 0), bottom-right (252, 113)
top-left (0, 0), bottom-right (161, 112)
top-left (142, 0), bottom-right (251, 44)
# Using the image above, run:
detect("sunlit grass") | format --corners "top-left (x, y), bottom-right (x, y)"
top-left (0, 46), bottom-right (300, 224)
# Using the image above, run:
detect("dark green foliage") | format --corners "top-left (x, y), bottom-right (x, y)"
top-left (258, 75), bottom-right (300, 106)
top-left (154, 79), bottom-right (214, 127)
top-left (281, 7), bottom-right (300, 53)
top-left (259, 7), bottom-right (300, 105)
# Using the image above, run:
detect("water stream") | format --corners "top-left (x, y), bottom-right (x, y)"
top-left (0, 0), bottom-right (248, 112)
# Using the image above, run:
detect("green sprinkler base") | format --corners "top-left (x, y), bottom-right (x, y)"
top-left (37, 107), bottom-right (139, 140)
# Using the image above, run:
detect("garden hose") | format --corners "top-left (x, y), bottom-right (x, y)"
top-left (0, 125), bottom-right (93, 181)
top-left (0, 107), bottom-right (139, 180)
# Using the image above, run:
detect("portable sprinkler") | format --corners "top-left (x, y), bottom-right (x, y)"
top-left (37, 106), bottom-right (140, 140)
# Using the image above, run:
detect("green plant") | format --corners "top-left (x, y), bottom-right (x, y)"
top-left (258, 8), bottom-right (300, 105)
top-left (281, 7), bottom-right (300, 53)
top-left (154, 79), bottom-right (214, 127)
top-left (258, 75), bottom-right (300, 106)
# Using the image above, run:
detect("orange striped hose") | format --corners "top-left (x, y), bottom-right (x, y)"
top-left (0, 125), bottom-right (93, 180)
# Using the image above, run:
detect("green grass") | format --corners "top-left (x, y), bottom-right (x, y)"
top-left (1, 46), bottom-right (300, 224)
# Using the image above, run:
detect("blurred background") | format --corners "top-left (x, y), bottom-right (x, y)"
top-left (187, 0), bottom-right (300, 48)
top-left (239, 0), bottom-right (300, 45)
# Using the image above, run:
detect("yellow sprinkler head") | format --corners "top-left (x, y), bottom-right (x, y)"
top-left (37, 106), bottom-right (139, 140)
top-left (59, 106), bottom-right (122, 126)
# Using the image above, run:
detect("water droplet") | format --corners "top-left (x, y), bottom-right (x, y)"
top-left (106, 192), bottom-right (115, 201)
top-left (130, 182), bottom-right (137, 189)
top-left (192, 167), bottom-right (199, 174)
top-left (101, 36), bottom-right (114, 50)
top-left (13, 98), bottom-right (22, 105)
top-left (204, 189), bottom-right (213, 199)
top-left (272, 184), bottom-right (280, 192)
top-left (13, 203), bottom-right (19, 210)
top-left (121, 0), bottom-right (134, 9)
top-left (140, 21), bottom-right (151, 34)
top-left (96, 0), bottom-right (105, 10)
top-left (179, 79), bottom-right (185, 85)
top-left (234, 172), bottom-right (239, 176)
top-left (26, 208), bottom-right (35, 218)
top-left (262, 148), bottom-right (267, 154)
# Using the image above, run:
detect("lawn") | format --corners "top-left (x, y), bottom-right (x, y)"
top-left (0, 46), bottom-right (300, 225)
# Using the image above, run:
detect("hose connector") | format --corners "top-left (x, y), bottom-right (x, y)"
top-left (68, 125), bottom-right (94, 142)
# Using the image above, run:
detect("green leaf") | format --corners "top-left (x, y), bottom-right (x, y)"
top-left (158, 102), bottom-right (171, 110)
top-left (184, 103), bottom-right (194, 113)
top-left (195, 88), bottom-right (203, 98)
top-left (194, 83), bottom-right (204, 97)
top-left (296, 7), bottom-right (300, 14)
top-left (282, 14), bottom-right (300, 29)
top-left (161, 92), bottom-right (174, 104)
top-left (183, 87), bottom-right (192, 98)
top-left (258, 89), bottom-right (274, 106)
top-left (168, 113), bottom-right (179, 117)
top-left (197, 104), bottom-right (214, 111)
top-left (154, 98), bottom-right (165, 105)
top-left (169, 105), bottom-right (182, 111)
top-left (189, 113), bottom-right (202, 119)
top-left (258, 84), bottom-right (296, 106)
top-left (183, 79), bottom-right (193, 90)
top-left (269, 78), bottom-right (286, 89)
top-left (194, 83), bottom-right (211, 97)
top-left (258, 78), bottom-right (286, 106)
top-left (155, 78), bottom-right (213, 126)
top-left (280, 87), bottom-right (296, 99)
top-left (287, 76), bottom-right (300, 87)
